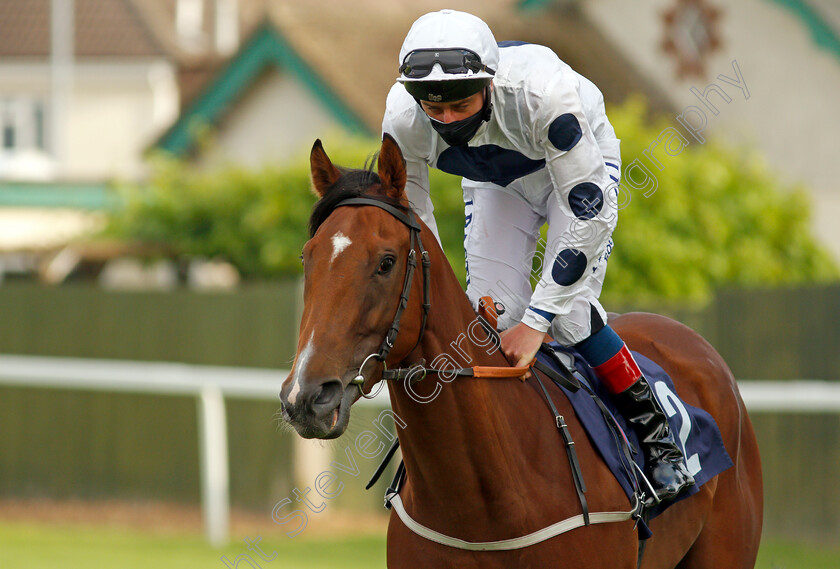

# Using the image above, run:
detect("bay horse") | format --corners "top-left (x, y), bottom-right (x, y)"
top-left (280, 135), bottom-right (763, 568)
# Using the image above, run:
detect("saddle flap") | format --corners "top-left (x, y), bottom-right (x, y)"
top-left (540, 344), bottom-right (735, 521)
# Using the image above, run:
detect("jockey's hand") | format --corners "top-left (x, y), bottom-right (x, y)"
top-left (500, 322), bottom-right (545, 370)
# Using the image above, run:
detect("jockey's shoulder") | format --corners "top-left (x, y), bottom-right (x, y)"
top-left (495, 43), bottom-right (580, 95)
top-left (383, 84), bottom-right (436, 162)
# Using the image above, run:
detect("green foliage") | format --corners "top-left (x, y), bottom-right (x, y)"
top-left (602, 97), bottom-right (837, 304)
top-left (106, 140), bottom-right (374, 278)
top-left (105, 136), bottom-right (470, 281)
top-left (105, 101), bottom-right (837, 302)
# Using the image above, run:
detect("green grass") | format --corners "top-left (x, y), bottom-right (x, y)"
top-left (756, 538), bottom-right (840, 569)
top-left (1, 521), bottom-right (838, 568)
top-left (0, 522), bottom-right (386, 569)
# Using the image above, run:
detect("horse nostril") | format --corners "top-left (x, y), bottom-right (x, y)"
top-left (312, 380), bottom-right (343, 410)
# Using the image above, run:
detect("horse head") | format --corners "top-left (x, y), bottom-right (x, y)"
top-left (280, 135), bottom-right (427, 439)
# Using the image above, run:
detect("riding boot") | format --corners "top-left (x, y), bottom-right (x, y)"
top-left (612, 375), bottom-right (695, 503)
top-left (593, 344), bottom-right (695, 503)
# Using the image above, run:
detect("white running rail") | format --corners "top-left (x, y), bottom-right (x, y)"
top-left (0, 354), bottom-right (838, 545)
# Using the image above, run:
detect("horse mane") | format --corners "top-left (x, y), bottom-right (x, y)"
top-left (308, 154), bottom-right (410, 237)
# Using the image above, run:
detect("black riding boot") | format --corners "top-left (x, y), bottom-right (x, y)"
top-left (613, 376), bottom-right (696, 503)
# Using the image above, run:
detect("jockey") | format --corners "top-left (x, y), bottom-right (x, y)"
top-left (382, 9), bottom-right (694, 503)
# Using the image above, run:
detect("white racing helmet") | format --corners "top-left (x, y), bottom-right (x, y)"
top-left (397, 10), bottom-right (498, 103)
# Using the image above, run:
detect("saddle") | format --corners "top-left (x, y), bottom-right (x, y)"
top-left (533, 343), bottom-right (734, 521)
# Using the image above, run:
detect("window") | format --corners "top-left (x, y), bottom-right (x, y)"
top-left (0, 97), bottom-right (49, 154)
top-left (2, 101), bottom-right (15, 150)
top-left (0, 96), bottom-right (53, 179)
top-left (34, 101), bottom-right (45, 151)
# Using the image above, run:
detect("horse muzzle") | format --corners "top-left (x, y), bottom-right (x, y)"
top-left (280, 378), bottom-right (357, 439)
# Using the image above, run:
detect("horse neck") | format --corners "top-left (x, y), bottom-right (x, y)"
top-left (388, 232), bottom-right (559, 507)
top-left (404, 227), bottom-right (511, 373)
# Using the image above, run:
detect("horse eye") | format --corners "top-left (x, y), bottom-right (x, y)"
top-left (377, 256), bottom-right (396, 275)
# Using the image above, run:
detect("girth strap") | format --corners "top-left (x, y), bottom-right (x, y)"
top-left (365, 360), bottom-right (646, 551)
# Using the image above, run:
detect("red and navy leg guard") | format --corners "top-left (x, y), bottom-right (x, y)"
top-left (593, 343), bottom-right (643, 395)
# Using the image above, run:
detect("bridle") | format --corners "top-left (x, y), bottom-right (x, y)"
top-left (331, 196), bottom-right (431, 399)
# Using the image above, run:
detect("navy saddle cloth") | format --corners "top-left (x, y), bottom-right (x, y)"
top-left (535, 343), bottom-right (734, 521)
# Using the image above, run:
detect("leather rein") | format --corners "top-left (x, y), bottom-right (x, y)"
top-left (333, 196), bottom-right (533, 400)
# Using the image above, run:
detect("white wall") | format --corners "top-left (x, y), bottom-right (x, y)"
top-left (585, 0), bottom-right (840, 258)
top-left (0, 208), bottom-right (102, 251)
top-left (0, 60), bottom-right (179, 181)
top-left (197, 68), bottom-right (346, 169)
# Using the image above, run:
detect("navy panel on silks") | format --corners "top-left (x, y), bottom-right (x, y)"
top-left (437, 145), bottom-right (546, 187)
top-left (548, 114), bottom-right (582, 151)
top-left (568, 182), bottom-right (604, 219)
top-left (534, 344), bottom-right (734, 525)
top-left (551, 248), bottom-right (587, 285)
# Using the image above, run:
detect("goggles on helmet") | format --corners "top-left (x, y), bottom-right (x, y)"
top-left (399, 48), bottom-right (496, 79)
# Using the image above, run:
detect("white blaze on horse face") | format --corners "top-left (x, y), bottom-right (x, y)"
top-left (287, 331), bottom-right (314, 405)
top-left (330, 231), bottom-right (352, 265)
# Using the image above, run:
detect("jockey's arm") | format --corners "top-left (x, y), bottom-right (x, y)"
top-left (507, 74), bottom-right (618, 363)
top-left (403, 160), bottom-right (442, 243)
top-left (383, 88), bottom-right (442, 244)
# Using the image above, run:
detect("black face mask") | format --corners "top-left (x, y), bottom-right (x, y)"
top-left (426, 87), bottom-right (492, 147)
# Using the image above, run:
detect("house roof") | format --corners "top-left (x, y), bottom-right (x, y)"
top-left (156, 0), bottom-right (674, 156)
top-left (155, 21), bottom-right (371, 156)
top-left (773, 0), bottom-right (840, 62)
top-left (255, 0), bottom-right (674, 131)
top-left (0, 0), bottom-right (170, 59)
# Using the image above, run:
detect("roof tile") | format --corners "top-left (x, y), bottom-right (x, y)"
top-left (0, 0), bottom-right (168, 58)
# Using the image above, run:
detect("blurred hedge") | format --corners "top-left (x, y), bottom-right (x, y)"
top-left (603, 98), bottom-right (837, 304)
top-left (104, 136), bottom-right (472, 282)
top-left (104, 100), bottom-right (837, 303)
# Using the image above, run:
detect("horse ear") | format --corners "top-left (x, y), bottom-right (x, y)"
top-left (310, 139), bottom-right (341, 198)
top-left (378, 133), bottom-right (407, 199)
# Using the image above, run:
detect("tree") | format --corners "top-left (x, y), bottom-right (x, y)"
top-left (104, 100), bottom-right (837, 302)
top-left (600, 98), bottom-right (837, 303)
